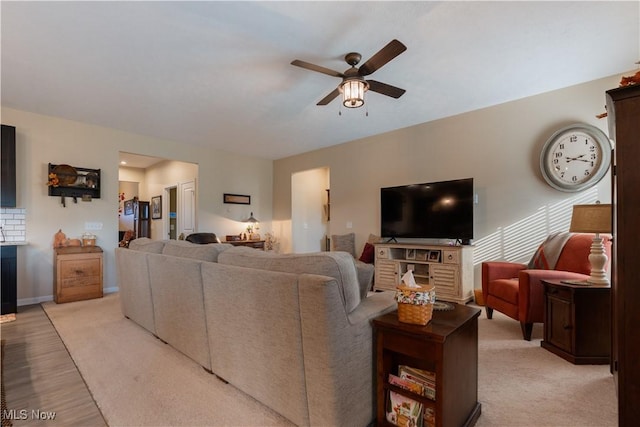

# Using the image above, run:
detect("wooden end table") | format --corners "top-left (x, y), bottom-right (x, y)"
top-left (373, 304), bottom-right (481, 427)
top-left (541, 279), bottom-right (610, 365)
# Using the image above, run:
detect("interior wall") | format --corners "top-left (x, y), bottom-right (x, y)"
top-left (291, 167), bottom-right (329, 253)
top-left (273, 73), bottom-right (622, 288)
top-left (2, 107), bottom-right (273, 304)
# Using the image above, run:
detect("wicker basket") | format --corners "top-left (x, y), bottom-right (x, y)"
top-left (396, 285), bottom-right (435, 326)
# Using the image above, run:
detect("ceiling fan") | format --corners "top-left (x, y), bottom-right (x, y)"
top-left (291, 39), bottom-right (407, 108)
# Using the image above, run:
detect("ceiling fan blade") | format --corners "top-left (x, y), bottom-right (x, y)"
top-left (358, 39), bottom-right (407, 76)
top-left (291, 60), bottom-right (344, 78)
top-left (367, 80), bottom-right (406, 99)
top-left (317, 88), bottom-right (341, 105)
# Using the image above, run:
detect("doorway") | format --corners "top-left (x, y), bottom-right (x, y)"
top-left (291, 167), bottom-right (330, 253)
top-left (166, 186), bottom-right (177, 240)
top-left (118, 152), bottom-right (198, 241)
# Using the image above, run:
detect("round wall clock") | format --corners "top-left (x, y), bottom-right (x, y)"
top-left (540, 123), bottom-right (612, 192)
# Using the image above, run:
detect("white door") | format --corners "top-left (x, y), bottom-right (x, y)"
top-left (179, 180), bottom-right (196, 238)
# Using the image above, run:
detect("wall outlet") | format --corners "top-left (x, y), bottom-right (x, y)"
top-left (346, 221), bottom-right (353, 229)
top-left (85, 222), bottom-right (103, 230)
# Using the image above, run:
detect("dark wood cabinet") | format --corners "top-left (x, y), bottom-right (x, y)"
top-left (373, 305), bottom-right (481, 427)
top-left (1, 245), bottom-right (17, 316)
top-left (541, 280), bottom-right (610, 365)
top-left (1, 124), bottom-right (17, 207)
top-left (136, 200), bottom-right (151, 238)
top-left (606, 84), bottom-right (640, 426)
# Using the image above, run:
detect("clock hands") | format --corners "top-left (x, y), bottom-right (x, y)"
top-left (565, 154), bottom-right (590, 163)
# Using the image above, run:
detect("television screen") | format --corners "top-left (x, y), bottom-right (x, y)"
top-left (381, 178), bottom-right (474, 240)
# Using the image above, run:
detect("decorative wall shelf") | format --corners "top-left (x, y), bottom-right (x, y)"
top-left (48, 163), bottom-right (101, 204)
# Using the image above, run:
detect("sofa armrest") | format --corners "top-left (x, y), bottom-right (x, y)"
top-left (518, 269), bottom-right (590, 323)
top-left (298, 278), bottom-right (395, 427)
top-left (483, 261), bottom-right (527, 281)
top-left (354, 259), bottom-right (375, 299)
top-left (482, 261), bottom-right (527, 298)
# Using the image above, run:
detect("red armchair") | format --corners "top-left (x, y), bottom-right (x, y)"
top-left (482, 233), bottom-right (611, 340)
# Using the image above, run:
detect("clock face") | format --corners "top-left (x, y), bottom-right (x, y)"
top-left (540, 124), bottom-right (611, 192)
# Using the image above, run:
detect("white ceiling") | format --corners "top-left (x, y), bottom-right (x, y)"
top-left (2, 1), bottom-right (638, 161)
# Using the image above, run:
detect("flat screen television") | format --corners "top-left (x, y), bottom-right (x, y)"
top-left (380, 178), bottom-right (474, 241)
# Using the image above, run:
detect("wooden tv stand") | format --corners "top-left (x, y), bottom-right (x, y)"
top-left (374, 243), bottom-right (474, 304)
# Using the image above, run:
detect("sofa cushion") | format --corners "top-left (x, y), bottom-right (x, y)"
top-left (218, 246), bottom-right (362, 313)
top-left (331, 233), bottom-right (356, 257)
top-left (161, 240), bottom-right (232, 262)
top-left (128, 237), bottom-right (165, 253)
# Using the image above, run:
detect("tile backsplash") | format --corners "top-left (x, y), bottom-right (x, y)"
top-left (1, 208), bottom-right (26, 243)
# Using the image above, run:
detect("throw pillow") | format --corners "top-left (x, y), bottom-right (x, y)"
top-left (359, 242), bottom-right (375, 264)
top-left (331, 233), bottom-right (356, 257)
top-left (367, 233), bottom-right (383, 244)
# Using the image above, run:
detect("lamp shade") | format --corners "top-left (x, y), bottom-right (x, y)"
top-left (245, 212), bottom-right (258, 224)
top-left (569, 203), bottom-right (612, 234)
top-left (340, 79), bottom-right (369, 108)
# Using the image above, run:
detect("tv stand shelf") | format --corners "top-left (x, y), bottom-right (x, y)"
top-left (374, 243), bottom-right (474, 304)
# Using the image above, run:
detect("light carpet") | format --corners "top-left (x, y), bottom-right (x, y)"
top-left (42, 294), bottom-right (294, 427)
top-left (42, 293), bottom-right (616, 427)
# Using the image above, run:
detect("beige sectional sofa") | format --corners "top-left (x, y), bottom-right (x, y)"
top-left (115, 238), bottom-right (396, 426)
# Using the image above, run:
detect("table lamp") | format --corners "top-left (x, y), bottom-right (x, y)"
top-left (245, 212), bottom-right (259, 238)
top-left (569, 202), bottom-right (612, 285)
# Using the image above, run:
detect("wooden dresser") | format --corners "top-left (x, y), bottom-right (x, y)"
top-left (54, 246), bottom-right (103, 303)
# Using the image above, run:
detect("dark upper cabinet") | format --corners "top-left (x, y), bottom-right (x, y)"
top-left (606, 84), bottom-right (640, 427)
top-left (1, 124), bottom-right (17, 207)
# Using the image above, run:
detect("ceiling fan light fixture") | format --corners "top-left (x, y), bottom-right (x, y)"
top-left (340, 78), bottom-right (369, 108)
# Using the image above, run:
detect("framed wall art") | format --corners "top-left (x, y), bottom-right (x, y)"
top-left (151, 195), bottom-right (162, 219)
top-left (124, 199), bottom-right (134, 216)
top-left (223, 193), bottom-right (251, 205)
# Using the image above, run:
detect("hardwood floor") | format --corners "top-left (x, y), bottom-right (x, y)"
top-left (1, 304), bottom-right (106, 426)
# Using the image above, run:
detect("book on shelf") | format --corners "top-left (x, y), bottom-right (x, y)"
top-left (388, 373), bottom-right (424, 396)
top-left (386, 390), bottom-right (424, 427)
top-left (423, 407), bottom-right (436, 427)
top-left (398, 365), bottom-right (436, 400)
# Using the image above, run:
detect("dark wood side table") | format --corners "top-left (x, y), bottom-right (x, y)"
top-left (226, 239), bottom-right (265, 249)
top-left (541, 280), bottom-right (610, 365)
top-left (373, 304), bottom-right (481, 427)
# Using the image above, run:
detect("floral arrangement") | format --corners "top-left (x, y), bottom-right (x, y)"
top-left (47, 173), bottom-right (60, 187)
top-left (264, 232), bottom-right (279, 252)
top-left (395, 286), bottom-right (436, 306)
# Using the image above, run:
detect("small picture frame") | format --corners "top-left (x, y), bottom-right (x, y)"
top-left (223, 193), bottom-right (251, 205)
top-left (415, 250), bottom-right (428, 261)
top-left (151, 195), bottom-right (162, 219)
top-left (428, 250), bottom-right (441, 262)
top-left (405, 248), bottom-right (416, 260)
top-left (124, 199), bottom-right (134, 216)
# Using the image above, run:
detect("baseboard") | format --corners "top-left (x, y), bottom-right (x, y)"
top-left (17, 287), bottom-right (119, 306)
